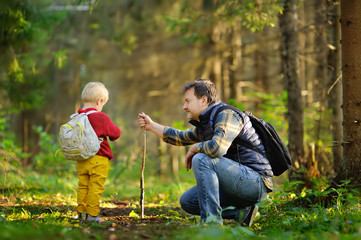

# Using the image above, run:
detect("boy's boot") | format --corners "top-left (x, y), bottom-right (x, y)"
top-left (86, 214), bottom-right (103, 224)
top-left (74, 212), bottom-right (85, 221)
top-left (77, 213), bottom-right (82, 221)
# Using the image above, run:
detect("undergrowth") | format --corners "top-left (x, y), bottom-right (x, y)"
top-left (1, 170), bottom-right (361, 240)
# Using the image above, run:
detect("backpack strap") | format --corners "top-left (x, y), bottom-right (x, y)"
top-left (86, 110), bottom-right (98, 115)
top-left (85, 110), bottom-right (104, 142)
top-left (70, 110), bottom-right (98, 119)
top-left (213, 104), bottom-right (266, 157)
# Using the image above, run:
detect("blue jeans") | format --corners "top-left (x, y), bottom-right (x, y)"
top-left (179, 153), bottom-right (269, 224)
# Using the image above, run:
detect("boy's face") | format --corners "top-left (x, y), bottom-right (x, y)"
top-left (182, 88), bottom-right (208, 121)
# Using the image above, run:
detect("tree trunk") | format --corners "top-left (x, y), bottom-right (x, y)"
top-left (303, 0), bottom-right (315, 107)
top-left (281, 0), bottom-right (304, 169)
top-left (228, 19), bottom-right (242, 101)
top-left (169, 145), bottom-right (179, 177)
top-left (22, 111), bottom-right (30, 166)
top-left (74, 65), bottom-right (81, 112)
top-left (254, 30), bottom-right (268, 93)
top-left (330, 1), bottom-right (343, 173)
top-left (336, 0), bottom-right (361, 185)
top-left (312, 0), bottom-right (328, 177)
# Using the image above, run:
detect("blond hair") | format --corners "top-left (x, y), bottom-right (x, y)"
top-left (81, 82), bottom-right (109, 104)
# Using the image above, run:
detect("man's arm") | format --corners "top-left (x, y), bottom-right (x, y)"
top-left (195, 109), bottom-right (243, 158)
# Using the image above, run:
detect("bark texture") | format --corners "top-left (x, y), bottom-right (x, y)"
top-left (281, 0), bottom-right (304, 167)
top-left (338, 0), bottom-right (361, 185)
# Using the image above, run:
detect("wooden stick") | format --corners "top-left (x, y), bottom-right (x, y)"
top-left (140, 123), bottom-right (146, 219)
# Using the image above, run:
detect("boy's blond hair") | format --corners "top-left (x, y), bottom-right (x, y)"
top-left (81, 82), bottom-right (109, 104)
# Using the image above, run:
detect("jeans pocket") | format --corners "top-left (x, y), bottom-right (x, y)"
top-left (235, 177), bottom-right (261, 204)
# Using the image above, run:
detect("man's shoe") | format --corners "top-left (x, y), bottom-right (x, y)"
top-left (86, 214), bottom-right (102, 224)
top-left (235, 205), bottom-right (259, 227)
top-left (242, 205), bottom-right (259, 227)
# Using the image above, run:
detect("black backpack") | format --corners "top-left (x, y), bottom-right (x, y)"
top-left (214, 105), bottom-right (292, 176)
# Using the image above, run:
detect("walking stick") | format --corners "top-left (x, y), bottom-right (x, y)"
top-left (140, 117), bottom-right (146, 219)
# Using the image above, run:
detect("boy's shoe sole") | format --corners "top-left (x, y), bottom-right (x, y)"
top-left (86, 215), bottom-right (102, 224)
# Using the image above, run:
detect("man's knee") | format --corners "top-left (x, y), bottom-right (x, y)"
top-left (179, 192), bottom-right (186, 206)
top-left (179, 191), bottom-right (200, 215)
top-left (191, 153), bottom-right (209, 169)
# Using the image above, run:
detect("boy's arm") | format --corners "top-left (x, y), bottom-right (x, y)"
top-left (107, 123), bottom-right (121, 141)
top-left (102, 114), bottom-right (121, 140)
top-left (87, 112), bottom-right (120, 140)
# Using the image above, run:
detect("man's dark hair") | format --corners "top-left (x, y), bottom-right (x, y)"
top-left (182, 79), bottom-right (220, 104)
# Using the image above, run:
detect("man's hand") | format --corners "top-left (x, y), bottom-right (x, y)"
top-left (185, 145), bottom-right (199, 171)
top-left (138, 113), bottom-right (152, 130)
top-left (137, 113), bottom-right (165, 138)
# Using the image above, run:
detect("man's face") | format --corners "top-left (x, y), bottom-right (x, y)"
top-left (183, 88), bottom-right (208, 121)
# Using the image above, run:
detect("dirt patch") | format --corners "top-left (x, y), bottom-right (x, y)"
top-left (98, 200), bottom-right (191, 239)
top-left (1, 197), bottom-right (192, 240)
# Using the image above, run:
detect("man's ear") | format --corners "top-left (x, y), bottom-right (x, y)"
top-left (201, 96), bottom-right (208, 106)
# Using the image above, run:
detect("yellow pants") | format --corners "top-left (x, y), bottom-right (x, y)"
top-left (76, 155), bottom-right (110, 217)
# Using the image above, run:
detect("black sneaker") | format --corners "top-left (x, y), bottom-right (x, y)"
top-left (242, 205), bottom-right (258, 227)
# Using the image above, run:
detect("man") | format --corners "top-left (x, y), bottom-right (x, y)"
top-left (138, 79), bottom-right (273, 226)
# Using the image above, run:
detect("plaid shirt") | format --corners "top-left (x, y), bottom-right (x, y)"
top-left (163, 105), bottom-right (274, 190)
top-left (162, 109), bottom-right (242, 158)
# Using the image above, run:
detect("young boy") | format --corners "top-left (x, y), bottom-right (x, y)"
top-left (75, 82), bottom-right (121, 223)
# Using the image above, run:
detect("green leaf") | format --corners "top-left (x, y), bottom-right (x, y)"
top-left (129, 210), bottom-right (140, 218)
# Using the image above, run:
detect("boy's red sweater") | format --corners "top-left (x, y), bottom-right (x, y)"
top-left (78, 108), bottom-right (121, 160)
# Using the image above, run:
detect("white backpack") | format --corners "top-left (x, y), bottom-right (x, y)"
top-left (59, 110), bottom-right (103, 161)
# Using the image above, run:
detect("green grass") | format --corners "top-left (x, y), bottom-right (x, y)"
top-left (1, 170), bottom-right (361, 240)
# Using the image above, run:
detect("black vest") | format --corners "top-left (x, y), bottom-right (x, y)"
top-left (190, 102), bottom-right (273, 177)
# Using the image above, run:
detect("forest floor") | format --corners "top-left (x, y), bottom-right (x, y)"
top-left (0, 195), bottom-right (197, 240)
top-left (2, 175), bottom-right (361, 240)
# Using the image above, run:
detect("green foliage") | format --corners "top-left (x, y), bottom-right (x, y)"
top-left (0, 0), bottom-right (66, 46)
top-left (32, 126), bottom-right (73, 175)
top-left (235, 0), bottom-right (283, 32)
top-left (0, 110), bottom-right (24, 187)
top-left (165, 0), bottom-right (283, 43)
top-left (0, 0), bottom-right (67, 111)
top-left (0, 1), bottom-right (33, 46)
top-left (112, 27), bottom-right (138, 55)
top-left (172, 121), bottom-right (188, 130)
top-left (258, 178), bottom-right (361, 238)
top-left (0, 217), bottom-right (96, 240)
top-left (53, 49), bottom-right (68, 69)
top-left (303, 102), bottom-right (333, 152)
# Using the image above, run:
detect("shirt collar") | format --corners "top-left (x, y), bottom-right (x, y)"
top-left (189, 101), bottom-right (220, 126)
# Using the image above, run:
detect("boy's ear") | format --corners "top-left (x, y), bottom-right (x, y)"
top-left (99, 98), bottom-right (108, 106)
